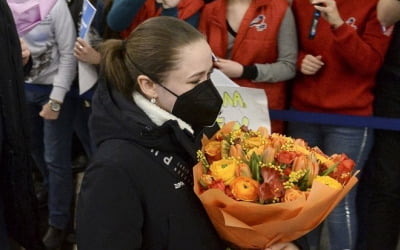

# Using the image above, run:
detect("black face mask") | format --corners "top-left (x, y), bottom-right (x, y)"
top-left (159, 79), bottom-right (223, 128)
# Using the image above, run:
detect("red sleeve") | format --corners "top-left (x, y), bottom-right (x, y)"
top-left (330, 9), bottom-right (392, 74)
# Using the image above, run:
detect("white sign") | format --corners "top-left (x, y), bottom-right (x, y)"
top-left (211, 70), bottom-right (271, 133)
top-left (78, 0), bottom-right (98, 95)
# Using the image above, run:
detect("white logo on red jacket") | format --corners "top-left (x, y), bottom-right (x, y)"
top-left (345, 17), bottom-right (358, 30)
top-left (250, 15), bottom-right (267, 31)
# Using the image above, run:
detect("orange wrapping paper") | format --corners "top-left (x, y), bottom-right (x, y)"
top-left (193, 163), bottom-right (358, 249)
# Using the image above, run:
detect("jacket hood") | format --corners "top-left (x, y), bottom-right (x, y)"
top-left (90, 79), bottom-right (201, 160)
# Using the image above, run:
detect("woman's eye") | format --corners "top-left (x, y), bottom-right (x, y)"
top-left (189, 79), bottom-right (202, 84)
top-left (189, 69), bottom-right (214, 84)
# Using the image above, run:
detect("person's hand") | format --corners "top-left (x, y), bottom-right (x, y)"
top-left (155, 0), bottom-right (181, 8)
top-left (312, 0), bottom-right (344, 28)
top-left (265, 242), bottom-right (299, 250)
top-left (20, 38), bottom-right (31, 66)
top-left (74, 38), bottom-right (101, 65)
top-left (300, 54), bottom-right (324, 75)
top-left (39, 103), bottom-right (60, 120)
top-left (213, 58), bottom-right (244, 78)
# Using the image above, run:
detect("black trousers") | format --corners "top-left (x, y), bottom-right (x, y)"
top-left (359, 68), bottom-right (400, 250)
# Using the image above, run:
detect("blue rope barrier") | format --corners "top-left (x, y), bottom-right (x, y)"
top-left (269, 109), bottom-right (400, 131)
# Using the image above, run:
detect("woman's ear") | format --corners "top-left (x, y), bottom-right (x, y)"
top-left (136, 75), bottom-right (158, 99)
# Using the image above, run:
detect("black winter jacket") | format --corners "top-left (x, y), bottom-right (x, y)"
top-left (0, 0), bottom-right (42, 249)
top-left (76, 80), bottom-right (224, 250)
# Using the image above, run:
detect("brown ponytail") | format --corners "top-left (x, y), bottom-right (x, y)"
top-left (99, 39), bottom-right (135, 95)
top-left (99, 16), bottom-right (205, 98)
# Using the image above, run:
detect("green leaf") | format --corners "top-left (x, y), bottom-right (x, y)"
top-left (249, 152), bottom-right (262, 182)
top-left (221, 140), bottom-right (231, 159)
top-left (298, 169), bottom-right (310, 191)
top-left (321, 162), bottom-right (339, 176)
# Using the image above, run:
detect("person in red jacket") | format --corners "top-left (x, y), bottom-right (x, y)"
top-left (113, 0), bottom-right (204, 38)
top-left (288, 0), bottom-right (392, 249)
top-left (198, 0), bottom-right (298, 134)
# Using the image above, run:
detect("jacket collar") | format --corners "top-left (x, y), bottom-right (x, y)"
top-left (132, 92), bottom-right (194, 135)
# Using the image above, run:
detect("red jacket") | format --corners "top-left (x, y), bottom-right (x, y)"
top-left (121, 0), bottom-right (204, 38)
top-left (199, 0), bottom-right (289, 133)
top-left (291, 0), bottom-right (392, 116)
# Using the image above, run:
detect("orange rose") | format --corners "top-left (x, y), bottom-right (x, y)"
top-left (209, 159), bottom-right (237, 185)
top-left (276, 151), bottom-right (297, 165)
top-left (204, 140), bottom-right (222, 162)
top-left (283, 188), bottom-right (306, 202)
top-left (328, 154), bottom-right (355, 185)
top-left (230, 176), bottom-right (260, 202)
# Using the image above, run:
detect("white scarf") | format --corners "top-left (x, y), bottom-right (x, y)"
top-left (133, 92), bottom-right (194, 135)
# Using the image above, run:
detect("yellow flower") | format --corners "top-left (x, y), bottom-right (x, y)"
top-left (243, 136), bottom-right (265, 149)
top-left (314, 176), bottom-right (342, 190)
top-left (246, 146), bottom-right (264, 160)
top-left (209, 159), bottom-right (237, 185)
top-left (230, 176), bottom-right (260, 202)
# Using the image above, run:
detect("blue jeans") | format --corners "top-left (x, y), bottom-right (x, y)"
top-left (25, 88), bottom-right (76, 229)
top-left (287, 121), bottom-right (373, 250)
top-left (26, 90), bottom-right (48, 189)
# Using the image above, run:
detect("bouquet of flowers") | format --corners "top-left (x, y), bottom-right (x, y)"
top-left (194, 122), bottom-right (358, 248)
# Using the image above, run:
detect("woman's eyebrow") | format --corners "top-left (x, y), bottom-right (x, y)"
top-left (187, 66), bottom-right (214, 79)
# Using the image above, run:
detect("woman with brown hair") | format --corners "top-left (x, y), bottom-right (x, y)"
top-left (76, 16), bottom-right (299, 250)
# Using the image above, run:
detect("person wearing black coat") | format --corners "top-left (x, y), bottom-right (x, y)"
top-left (76, 16), bottom-right (225, 250)
top-left (76, 16), bottom-right (300, 250)
top-left (0, 0), bottom-right (42, 249)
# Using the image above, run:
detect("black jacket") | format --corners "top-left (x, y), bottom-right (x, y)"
top-left (0, 0), bottom-right (42, 249)
top-left (76, 80), bottom-right (224, 250)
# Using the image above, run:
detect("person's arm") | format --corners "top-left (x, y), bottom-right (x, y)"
top-left (107, 0), bottom-right (147, 32)
top-left (312, 0), bottom-right (392, 74)
top-left (253, 8), bottom-right (298, 82)
top-left (49, 0), bottom-right (77, 104)
top-left (39, 0), bottom-right (77, 120)
top-left (74, 38), bottom-right (101, 65)
top-left (377, 0), bottom-right (400, 27)
top-left (77, 159), bottom-right (143, 250)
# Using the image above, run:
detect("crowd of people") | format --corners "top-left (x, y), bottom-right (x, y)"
top-left (1, 0), bottom-right (399, 249)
